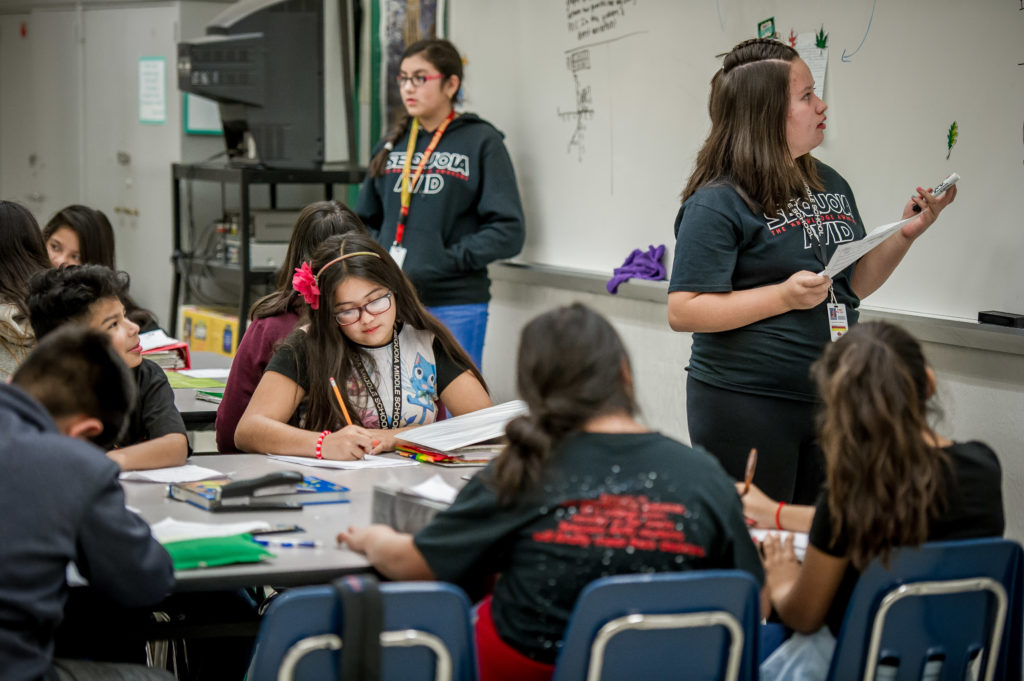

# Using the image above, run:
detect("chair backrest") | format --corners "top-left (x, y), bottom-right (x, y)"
top-left (247, 581), bottom-right (477, 681)
top-left (827, 537), bottom-right (1024, 681)
top-left (552, 570), bottom-right (762, 681)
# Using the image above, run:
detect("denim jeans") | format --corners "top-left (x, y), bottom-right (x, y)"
top-left (426, 302), bottom-right (489, 369)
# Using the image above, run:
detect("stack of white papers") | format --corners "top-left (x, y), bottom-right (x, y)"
top-left (396, 400), bottom-right (528, 453)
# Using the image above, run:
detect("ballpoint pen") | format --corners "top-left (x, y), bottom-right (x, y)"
top-left (253, 538), bottom-right (323, 548)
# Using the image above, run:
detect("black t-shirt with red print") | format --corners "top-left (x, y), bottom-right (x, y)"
top-left (414, 430), bottom-right (764, 663)
top-left (669, 161), bottom-right (866, 401)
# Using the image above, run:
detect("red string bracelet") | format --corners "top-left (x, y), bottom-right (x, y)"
top-left (775, 501), bottom-right (786, 531)
top-left (315, 430), bottom-right (331, 459)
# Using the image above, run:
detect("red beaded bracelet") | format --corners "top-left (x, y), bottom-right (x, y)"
top-left (315, 430), bottom-right (331, 459)
top-left (775, 501), bottom-right (786, 531)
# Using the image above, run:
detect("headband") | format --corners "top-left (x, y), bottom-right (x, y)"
top-left (292, 251), bottom-right (381, 310)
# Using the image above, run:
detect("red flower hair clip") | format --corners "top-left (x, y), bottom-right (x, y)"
top-left (292, 262), bottom-right (321, 310)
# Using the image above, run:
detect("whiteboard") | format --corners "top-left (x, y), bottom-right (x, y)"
top-left (449, 0), bottom-right (1024, 321)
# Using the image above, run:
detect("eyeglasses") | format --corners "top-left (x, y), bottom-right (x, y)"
top-left (396, 73), bottom-right (444, 89)
top-left (335, 291), bottom-right (393, 326)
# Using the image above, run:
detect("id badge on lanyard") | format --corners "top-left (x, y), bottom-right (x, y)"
top-left (389, 243), bottom-right (408, 269)
top-left (796, 183), bottom-right (846, 343)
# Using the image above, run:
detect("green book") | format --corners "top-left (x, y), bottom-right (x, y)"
top-left (195, 388), bottom-right (225, 405)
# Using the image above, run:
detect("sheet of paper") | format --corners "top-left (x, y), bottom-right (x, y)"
top-left (119, 464), bottom-right (226, 484)
top-left (139, 328), bottom-right (180, 351)
top-left (396, 400), bottom-right (528, 452)
top-left (179, 368), bottom-right (231, 380)
top-left (795, 33), bottom-right (828, 96)
top-left (150, 517), bottom-right (271, 543)
top-left (749, 529), bottom-right (810, 562)
top-left (405, 474), bottom-right (458, 504)
top-left (267, 454), bottom-right (417, 470)
top-left (820, 215), bottom-right (918, 279)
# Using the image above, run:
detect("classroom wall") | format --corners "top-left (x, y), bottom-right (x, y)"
top-left (481, 279), bottom-right (1024, 544)
top-left (456, 0), bottom-right (1024, 540)
top-left (450, 0), bottom-right (1024, 322)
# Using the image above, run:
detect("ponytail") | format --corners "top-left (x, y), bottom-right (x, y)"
top-left (492, 304), bottom-right (636, 505)
top-left (368, 114), bottom-right (412, 178)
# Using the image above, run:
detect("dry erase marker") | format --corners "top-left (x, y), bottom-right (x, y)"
top-left (253, 538), bottom-right (323, 549)
top-left (912, 172), bottom-right (959, 212)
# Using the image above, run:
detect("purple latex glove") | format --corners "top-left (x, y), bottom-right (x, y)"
top-left (606, 244), bottom-right (666, 294)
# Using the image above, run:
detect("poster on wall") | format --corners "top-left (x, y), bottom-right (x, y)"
top-left (377, 0), bottom-right (448, 136)
top-left (138, 56), bottom-right (166, 124)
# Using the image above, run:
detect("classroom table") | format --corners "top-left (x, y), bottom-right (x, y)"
top-left (173, 390), bottom-right (219, 430)
top-left (122, 454), bottom-right (469, 592)
top-left (169, 352), bottom-right (232, 430)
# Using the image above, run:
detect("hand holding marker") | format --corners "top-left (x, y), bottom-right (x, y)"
top-left (912, 172), bottom-right (959, 212)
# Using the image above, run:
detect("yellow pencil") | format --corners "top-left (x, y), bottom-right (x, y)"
top-left (329, 376), bottom-right (353, 426)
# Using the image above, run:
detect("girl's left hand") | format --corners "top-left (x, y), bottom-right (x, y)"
top-left (367, 427), bottom-right (417, 454)
top-left (337, 525), bottom-right (373, 554)
top-left (900, 184), bottom-right (958, 240)
top-left (761, 533), bottom-right (801, 599)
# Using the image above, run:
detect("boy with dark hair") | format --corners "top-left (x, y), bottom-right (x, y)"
top-left (0, 326), bottom-right (175, 681)
top-left (27, 265), bottom-right (188, 470)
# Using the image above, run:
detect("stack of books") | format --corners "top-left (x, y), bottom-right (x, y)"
top-left (140, 329), bottom-right (190, 370)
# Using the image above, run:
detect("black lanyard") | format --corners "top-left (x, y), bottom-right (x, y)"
top-left (351, 332), bottom-right (402, 429)
top-left (794, 183), bottom-right (828, 269)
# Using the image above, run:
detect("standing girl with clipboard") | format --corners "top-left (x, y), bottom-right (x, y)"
top-left (356, 39), bottom-right (525, 369)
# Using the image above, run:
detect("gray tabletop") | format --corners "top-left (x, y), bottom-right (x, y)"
top-left (170, 352), bottom-right (231, 428)
top-left (123, 454), bottom-right (471, 591)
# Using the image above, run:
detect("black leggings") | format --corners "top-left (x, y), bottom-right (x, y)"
top-left (686, 375), bottom-right (824, 505)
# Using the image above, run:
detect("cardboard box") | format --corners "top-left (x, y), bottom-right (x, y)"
top-left (180, 306), bottom-right (240, 357)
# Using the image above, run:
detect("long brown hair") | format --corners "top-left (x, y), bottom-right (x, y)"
top-left (249, 201), bottom-right (367, 320)
top-left (44, 204), bottom-right (117, 268)
top-left (492, 304), bottom-right (637, 505)
top-left (682, 38), bottom-right (821, 215)
top-left (286, 232), bottom-right (484, 432)
top-left (42, 203), bottom-right (156, 329)
top-left (0, 200), bottom-right (50, 316)
top-left (368, 39), bottom-right (464, 178)
top-left (813, 321), bottom-right (950, 570)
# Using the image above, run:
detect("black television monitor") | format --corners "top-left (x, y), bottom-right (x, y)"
top-left (176, 0), bottom-right (357, 169)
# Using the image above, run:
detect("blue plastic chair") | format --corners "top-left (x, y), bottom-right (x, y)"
top-left (827, 537), bottom-right (1024, 681)
top-left (553, 570), bottom-right (762, 681)
top-left (246, 581), bottom-right (476, 681)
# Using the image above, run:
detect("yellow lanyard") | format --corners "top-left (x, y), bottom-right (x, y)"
top-left (394, 111), bottom-right (455, 246)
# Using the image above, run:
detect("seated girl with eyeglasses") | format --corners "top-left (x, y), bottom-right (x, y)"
top-left (234, 233), bottom-right (492, 460)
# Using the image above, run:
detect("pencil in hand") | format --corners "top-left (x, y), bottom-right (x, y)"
top-left (329, 377), bottom-right (380, 455)
top-left (742, 448), bottom-right (757, 497)
top-left (329, 377), bottom-right (353, 426)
